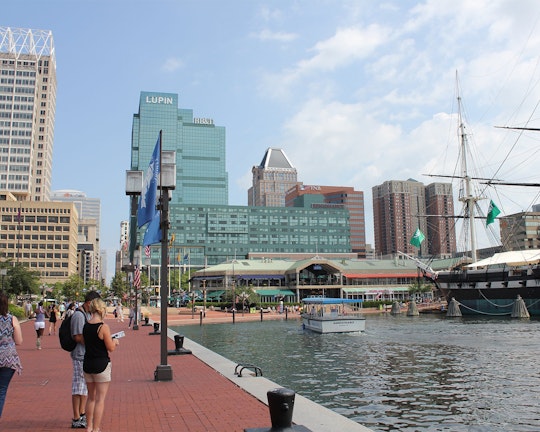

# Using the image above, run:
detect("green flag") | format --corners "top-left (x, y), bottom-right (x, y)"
top-left (486, 200), bottom-right (501, 226)
top-left (410, 228), bottom-right (425, 248)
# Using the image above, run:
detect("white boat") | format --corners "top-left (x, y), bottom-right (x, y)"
top-left (301, 297), bottom-right (365, 333)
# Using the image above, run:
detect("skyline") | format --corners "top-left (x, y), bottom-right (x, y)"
top-left (4, 1), bottom-right (540, 281)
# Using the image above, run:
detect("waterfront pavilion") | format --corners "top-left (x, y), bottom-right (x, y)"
top-left (190, 255), bottom-right (425, 303)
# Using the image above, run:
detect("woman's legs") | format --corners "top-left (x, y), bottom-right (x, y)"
top-left (35, 326), bottom-right (44, 349)
top-left (0, 367), bottom-right (15, 417)
top-left (85, 381), bottom-right (96, 431)
top-left (92, 381), bottom-right (110, 431)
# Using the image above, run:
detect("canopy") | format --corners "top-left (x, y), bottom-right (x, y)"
top-left (466, 250), bottom-right (540, 268)
top-left (237, 274), bottom-right (285, 280)
top-left (256, 289), bottom-right (295, 296)
top-left (344, 273), bottom-right (417, 279)
top-left (302, 297), bottom-right (363, 304)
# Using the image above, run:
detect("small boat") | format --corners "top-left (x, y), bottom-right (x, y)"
top-left (301, 297), bottom-right (366, 333)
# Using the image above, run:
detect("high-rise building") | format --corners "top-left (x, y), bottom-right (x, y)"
top-left (51, 190), bottom-right (101, 234)
top-left (128, 92), bottom-right (351, 272)
top-left (425, 182), bottom-right (456, 257)
top-left (131, 91), bottom-right (228, 206)
top-left (248, 148), bottom-right (297, 207)
top-left (500, 211), bottom-right (540, 251)
top-left (0, 191), bottom-right (79, 283)
top-left (0, 27), bottom-right (56, 202)
top-left (373, 179), bottom-right (455, 257)
top-left (51, 189), bottom-right (102, 282)
top-left (286, 184), bottom-right (366, 257)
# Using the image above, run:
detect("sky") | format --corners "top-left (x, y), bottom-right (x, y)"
top-left (4, 0), bottom-right (540, 282)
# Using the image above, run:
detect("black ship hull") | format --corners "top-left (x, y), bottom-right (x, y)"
top-left (430, 266), bottom-right (540, 316)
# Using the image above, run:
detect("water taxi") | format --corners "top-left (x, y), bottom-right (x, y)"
top-left (301, 297), bottom-right (366, 333)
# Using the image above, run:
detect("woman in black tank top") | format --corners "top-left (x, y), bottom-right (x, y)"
top-left (82, 298), bottom-right (119, 432)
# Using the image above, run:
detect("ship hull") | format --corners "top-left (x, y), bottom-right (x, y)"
top-left (432, 266), bottom-right (540, 315)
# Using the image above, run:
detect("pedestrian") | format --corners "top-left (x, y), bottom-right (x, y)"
top-left (70, 290), bottom-right (100, 429)
top-left (24, 301), bottom-right (32, 319)
top-left (128, 306), bottom-right (135, 328)
top-left (34, 301), bottom-right (46, 349)
top-left (65, 302), bottom-right (76, 318)
top-left (115, 303), bottom-right (124, 323)
top-left (83, 297), bottom-right (119, 432)
top-left (0, 292), bottom-right (22, 418)
top-left (59, 302), bottom-right (66, 319)
top-left (48, 303), bottom-right (58, 335)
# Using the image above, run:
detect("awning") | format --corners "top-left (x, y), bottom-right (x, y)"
top-left (467, 250), bottom-right (540, 267)
top-left (191, 276), bottom-right (223, 281)
top-left (256, 289), bottom-right (295, 297)
top-left (343, 273), bottom-right (417, 279)
top-left (206, 290), bottom-right (225, 299)
top-left (237, 275), bottom-right (285, 280)
top-left (343, 287), bottom-right (410, 293)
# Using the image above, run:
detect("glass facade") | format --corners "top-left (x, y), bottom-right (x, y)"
top-left (147, 204), bottom-right (351, 267)
top-left (131, 91), bottom-right (228, 207)
top-left (131, 92), bottom-right (350, 271)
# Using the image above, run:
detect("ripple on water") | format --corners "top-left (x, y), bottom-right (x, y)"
top-left (173, 315), bottom-right (540, 432)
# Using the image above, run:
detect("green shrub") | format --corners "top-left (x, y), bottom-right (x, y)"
top-left (8, 303), bottom-right (25, 319)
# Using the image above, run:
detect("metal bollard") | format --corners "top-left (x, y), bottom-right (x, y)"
top-left (175, 335), bottom-right (184, 349)
top-left (168, 334), bottom-right (192, 356)
top-left (244, 387), bottom-right (311, 431)
top-left (149, 322), bottom-right (160, 335)
top-left (268, 388), bottom-right (295, 428)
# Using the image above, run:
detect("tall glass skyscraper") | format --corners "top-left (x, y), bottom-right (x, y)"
top-left (0, 27), bottom-right (56, 201)
top-left (129, 91), bottom-right (350, 272)
top-left (131, 91), bottom-right (228, 206)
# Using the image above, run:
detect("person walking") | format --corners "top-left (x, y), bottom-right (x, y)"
top-left (83, 298), bottom-right (119, 432)
top-left (128, 306), bottom-right (135, 328)
top-left (48, 303), bottom-right (58, 335)
top-left (115, 303), bottom-right (124, 323)
top-left (59, 302), bottom-right (66, 319)
top-left (70, 291), bottom-right (100, 429)
top-left (34, 301), bottom-right (46, 349)
top-left (0, 293), bottom-right (22, 419)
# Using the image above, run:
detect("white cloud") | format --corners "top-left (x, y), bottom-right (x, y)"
top-left (251, 29), bottom-right (298, 42)
top-left (161, 57), bottom-right (184, 73)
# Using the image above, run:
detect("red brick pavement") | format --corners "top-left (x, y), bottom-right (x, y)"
top-left (0, 312), bottom-right (271, 432)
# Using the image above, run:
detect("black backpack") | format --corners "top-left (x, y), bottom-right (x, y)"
top-left (58, 309), bottom-right (85, 352)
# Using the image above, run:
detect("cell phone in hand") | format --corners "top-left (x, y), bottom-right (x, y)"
top-left (111, 331), bottom-right (125, 339)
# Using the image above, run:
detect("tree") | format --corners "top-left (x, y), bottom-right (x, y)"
top-left (110, 272), bottom-right (129, 300)
top-left (408, 279), bottom-right (433, 301)
top-left (61, 274), bottom-right (85, 302)
top-left (6, 263), bottom-right (40, 297)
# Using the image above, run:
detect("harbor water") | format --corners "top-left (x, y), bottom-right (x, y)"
top-left (172, 313), bottom-right (540, 431)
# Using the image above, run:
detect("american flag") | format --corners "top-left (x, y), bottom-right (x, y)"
top-left (134, 266), bottom-right (141, 289)
top-left (144, 245), bottom-right (150, 257)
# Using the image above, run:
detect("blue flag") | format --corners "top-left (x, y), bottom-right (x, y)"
top-left (143, 211), bottom-right (161, 246)
top-left (137, 134), bottom-right (161, 228)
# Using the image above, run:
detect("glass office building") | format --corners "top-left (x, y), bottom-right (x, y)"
top-left (130, 92), bottom-right (351, 273)
top-left (131, 91), bottom-right (228, 206)
top-left (153, 204), bottom-right (351, 268)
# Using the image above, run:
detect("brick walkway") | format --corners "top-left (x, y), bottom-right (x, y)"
top-left (1, 310), bottom-right (271, 432)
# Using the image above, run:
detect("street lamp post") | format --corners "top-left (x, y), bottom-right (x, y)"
top-left (155, 150), bottom-right (176, 381)
top-left (126, 170), bottom-right (143, 331)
